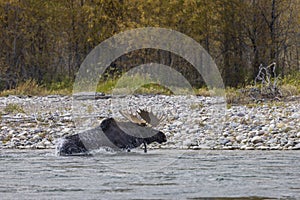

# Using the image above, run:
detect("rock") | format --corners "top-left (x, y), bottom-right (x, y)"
top-left (173, 132), bottom-right (181, 138)
top-left (43, 140), bottom-right (52, 146)
top-left (270, 145), bottom-right (281, 150)
top-left (292, 143), bottom-right (300, 150)
top-left (257, 130), bottom-right (265, 136)
top-left (35, 142), bottom-right (46, 149)
top-left (269, 124), bottom-right (275, 131)
top-left (11, 137), bottom-right (20, 143)
top-left (257, 146), bottom-right (269, 150)
top-left (194, 145), bottom-right (210, 150)
top-left (182, 139), bottom-right (192, 147)
top-left (280, 138), bottom-right (288, 145)
top-left (7, 130), bottom-right (14, 138)
top-left (285, 140), bottom-right (295, 147)
top-left (251, 136), bottom-right (263, 144)
top-left (277, 123), bottom-right (285, 129)
top-left (189, 128), bottom-right (198, 134)
top-left (219, 138), bottom-right (230, 145)
top-left (241, 138), bottom-right (248, 144)
top-left (223, 146), bottom-right (235, 150)
top-left (31, 135), bottom-right (42, 142)
top-left (230, 122), bottom-right (239, 128)
top-left (0, 95), bottom-right (300, 151)
top-left (237, 112), bottom-right (245, 117)
top-left (192, 146), bottom-right (201, 150)
top-left (223, 132), bottom-right (229, 137)
top-left (235, 135), bottom-right (245, 143)
top-left (290, 113), bottom-right (300, 119)
top-left (248, 131), bottom-right (257, 137)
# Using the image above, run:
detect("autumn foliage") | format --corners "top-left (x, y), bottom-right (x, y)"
top-left (0, 0), bottom-right (299, 91)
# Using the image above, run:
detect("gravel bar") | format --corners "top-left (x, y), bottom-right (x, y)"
top-left (0, 95), bottom-right (299, 150)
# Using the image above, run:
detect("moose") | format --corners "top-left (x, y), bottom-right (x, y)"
top-left (56, 109), bottom-right (167, 156)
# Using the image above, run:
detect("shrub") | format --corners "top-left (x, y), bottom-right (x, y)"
top-left (4, 103), bottom-right (25, 114)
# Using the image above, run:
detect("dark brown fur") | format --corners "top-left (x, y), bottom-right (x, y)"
top-left (57, 118), bottom-right (167, 156)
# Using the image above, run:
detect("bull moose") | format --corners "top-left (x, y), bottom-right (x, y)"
top-left (56, 109), bottom-right (167, 156)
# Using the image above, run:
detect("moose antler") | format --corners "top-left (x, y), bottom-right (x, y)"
top-left (137, 109), bottom-right (165, 127)
top-left (120, 109), bottom-right (165, 127)
top-left (119, 110), bottom-right (146, 126)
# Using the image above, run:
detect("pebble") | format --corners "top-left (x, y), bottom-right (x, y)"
top-left (251, 136), bottom-right (263, 144)
top-left (290, 113), bottom-right (300, 119)
top-left (257, 146), bottom-right (269, 150)
top-left (292, 143), bottom-right (300, 150)
top-left (235, 135), bottom-right (244, 142)
top-left (0, 95), bottom-right (299, 150)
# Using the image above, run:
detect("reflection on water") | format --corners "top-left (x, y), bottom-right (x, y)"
top-left (0, 149), bottom-right (300, 199)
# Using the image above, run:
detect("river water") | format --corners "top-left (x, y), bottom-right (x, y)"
top-left (0, 149), bottom-right (299, 200)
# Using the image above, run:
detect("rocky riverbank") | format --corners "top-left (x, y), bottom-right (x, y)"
top-left (0, 95), bottom-right (299, 150)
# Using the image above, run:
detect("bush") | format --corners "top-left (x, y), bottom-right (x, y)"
top-left (280, 71), bottom-right (300, 96)
top-left (0, 78), bottom-right (73, 96)
top-left (4, 103), bottom-right (25, 114)
top-left (0, 79), bottom-right (44, 96)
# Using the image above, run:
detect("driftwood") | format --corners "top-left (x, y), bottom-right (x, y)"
top-left (241, 63), bottom-right (282, 103)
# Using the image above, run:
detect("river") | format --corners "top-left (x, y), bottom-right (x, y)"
top-left (1, 149), bottom-right (299, 199)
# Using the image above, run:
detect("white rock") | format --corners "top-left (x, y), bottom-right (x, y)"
top-left (182, 139), bottom-right (192, 147)
top-left (258, 130), bottom-right (265, 136)
top-left (240, 145), bottom-right (248, 150)
top-left (257, 146), bottom-right (269, 150)
top-left (11, 137), bottom-right (20, 142)
top-left (292, 143), bottom-right (300, 150)
top-left (290, 113), bottom-right (300, 119)
top-left (251, 136), bottom-right (263, 144)
top-left (245, 146), bottom-right (255, 150)
top-left (270, 145), bottom-right (281, 150)
top-left (235, 135), bottom-right (245, 142)
top-left (241, 138), bottom-right (248, 144)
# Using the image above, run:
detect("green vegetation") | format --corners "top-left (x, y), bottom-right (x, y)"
top-left (4, 103), bottom-right (25, 114)
top-left (96, 79), bottom-right (117, 94)
top-left (190, 102), bottom-right (204, 110)
top-left (280, 72), bottom-right (300, 96)
top-left (134, 83), bottom-right (173, 95)
top-left (96, 73), bottom-right (178, 95)
top-left (0, 70), bottom-right (299, 104)
top-left (0, 79), bottom-right (72, 96)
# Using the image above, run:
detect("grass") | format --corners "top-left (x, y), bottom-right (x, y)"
top-left (97, 74), bottom-right (176, 95)
top-left (190, 102), bottom-right (205, 110)
top-left (97, 80), bottom-right (174, 95)
top-left (96, 79), bottom-right (117, 94)
top-left (0, 79), bottom-right (72, 96)
top-left (3, 103), bottom-right (25, 114)
top-left (277, 71), bottom-right (300, 96)
top-left (0, 71), bottom-right (299, 104)
top-left (225, 71), bottom-right (300, 106)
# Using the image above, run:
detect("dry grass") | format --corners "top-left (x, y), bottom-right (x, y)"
top-left (1, 71), bottom-right (299, 101)
top-left (279, 84), bottom-right (300, 97)
top-left (3, 103), bottom-right (25, 114)
top-left (194, 88), bottom-right (211, 97)
top-left (0, 79), bottom-right (72, 96)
